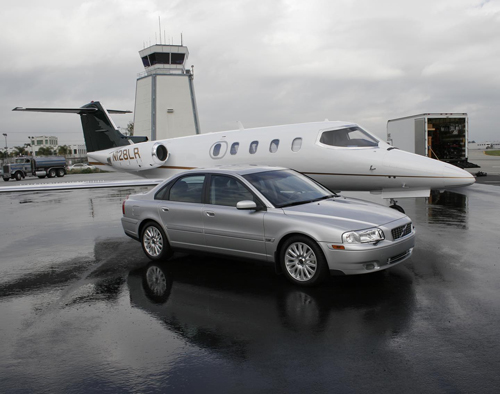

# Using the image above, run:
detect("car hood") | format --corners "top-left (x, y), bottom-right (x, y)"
top-left (282, 197), bottom-right (407, 229)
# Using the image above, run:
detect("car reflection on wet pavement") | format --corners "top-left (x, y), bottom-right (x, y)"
top-left (1, 183), bottom-right (500, 393)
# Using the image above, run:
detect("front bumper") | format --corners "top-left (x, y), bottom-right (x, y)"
top-left (319, 232), bottom-right (415, 275)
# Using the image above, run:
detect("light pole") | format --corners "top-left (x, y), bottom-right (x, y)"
top-left (28, 136), bottom-right (36, 157)
top-left (2, 133), bottom-right (7, 159)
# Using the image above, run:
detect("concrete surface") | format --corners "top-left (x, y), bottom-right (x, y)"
top-left (0, 176), bottom-right (499, 392)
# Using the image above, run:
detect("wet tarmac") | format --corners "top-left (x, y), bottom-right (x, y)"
top-left (1, 180), bottom-right (500, 393)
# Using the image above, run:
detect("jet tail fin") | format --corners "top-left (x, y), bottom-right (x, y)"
top-left (13, 101), bottom-right (147, 152)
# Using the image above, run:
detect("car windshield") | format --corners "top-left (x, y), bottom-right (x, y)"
top-left (243, 170), bottom-right (335, 208)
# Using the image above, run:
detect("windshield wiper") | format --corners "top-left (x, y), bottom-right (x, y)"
top-left (279, 194), bottom-right (335, 208)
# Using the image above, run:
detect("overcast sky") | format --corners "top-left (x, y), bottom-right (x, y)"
top-left (1, 0), bottom-right (499, 148)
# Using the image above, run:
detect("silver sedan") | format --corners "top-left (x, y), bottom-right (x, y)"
top-left (121, 166), bottom-right (415, 286)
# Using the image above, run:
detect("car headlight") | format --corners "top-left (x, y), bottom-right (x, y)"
top-left (342, 228), bottom-right (385, 244)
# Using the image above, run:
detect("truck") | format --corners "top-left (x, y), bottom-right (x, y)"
top-left (387, 113), bottom-right (478, 168)
top-left (2, 156), bottom-right (67, 181)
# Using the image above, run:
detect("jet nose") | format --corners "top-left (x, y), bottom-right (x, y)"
top-left (441, 163), bottom-right (476, 188)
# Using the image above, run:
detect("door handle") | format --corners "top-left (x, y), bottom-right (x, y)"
top-left (205, 211), bottom-right (215, 217)
top-left (161, 207), bottom-right (169, 212)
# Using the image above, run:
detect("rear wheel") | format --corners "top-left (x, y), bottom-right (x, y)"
top-left (47, 169), bottom-right (56, 178)
top-left (280, 236), bottom-right (328, 286)
top-left (3, 177), bottom-right (9, 182)
top-left (38, 175), bottom-right (46, 179)
top-left (141, 222), bottom-right (173, 261)
top-left (56, 168), bottom-right (65, 177)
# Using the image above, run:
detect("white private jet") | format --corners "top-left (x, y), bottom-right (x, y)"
top-left (11, 101), bottom-right (475, 211)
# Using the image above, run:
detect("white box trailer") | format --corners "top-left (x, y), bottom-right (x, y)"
top-left (387, 113), bottom-right (474, 168)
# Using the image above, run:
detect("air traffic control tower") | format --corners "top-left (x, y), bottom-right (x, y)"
top-left (134, 44), bottom-right (200, 141)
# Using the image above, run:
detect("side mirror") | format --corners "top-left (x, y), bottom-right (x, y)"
top-left (236, 200), bottom-right (257, 210)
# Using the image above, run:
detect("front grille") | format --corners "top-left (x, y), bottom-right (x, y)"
top-left (387, 249), bottom-right (411, 264)
top-left (2, 165), bottom-right (9, 174)
top-left (392, 223), bottom-right (412, 240)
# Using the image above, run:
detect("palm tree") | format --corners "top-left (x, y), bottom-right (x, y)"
top-left (13, 146), bottom-right (28, 156)
top-left (37, 147), bottom-right (54, 156)
top-left (57, 145), bottom-right (71, 155)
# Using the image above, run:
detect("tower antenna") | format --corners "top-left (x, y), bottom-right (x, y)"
top-left (158, 16), bottom-right (162, 44)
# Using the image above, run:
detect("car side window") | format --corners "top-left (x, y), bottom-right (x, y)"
top-left (168, 175), bottom-right (205, 203)
top-left (208, 175), bottom-right (255, 207)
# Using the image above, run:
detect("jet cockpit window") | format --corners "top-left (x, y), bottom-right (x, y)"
top-left (319, 126), bottom-right (379, 148)
top-left (291, 138), bottom-right (302, 152)
top-left (230, 142), bottom-right (239, 155)
top-left (210, 141), bottom-right (228, 159)
top-left (250, 141), bottom-right (259, 154)
top-left (270, 139), bottom-right (279, 153)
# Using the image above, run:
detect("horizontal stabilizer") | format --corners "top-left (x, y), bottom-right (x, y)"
top-left (13, 101), bottom-right (139, 153)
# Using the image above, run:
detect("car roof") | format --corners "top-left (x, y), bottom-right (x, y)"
top-left (189, 165), bottom-right (288, 176)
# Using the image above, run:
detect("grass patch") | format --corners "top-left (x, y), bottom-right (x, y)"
top-left (484, 150), bottom-right (500, 156)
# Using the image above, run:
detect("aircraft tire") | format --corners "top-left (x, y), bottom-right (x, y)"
top-left (141, 221), bottom-right (173, 261)
top-left (280, 235), bottom-right (328, 287)
top-left (390, 204), bottom-right (405, 214)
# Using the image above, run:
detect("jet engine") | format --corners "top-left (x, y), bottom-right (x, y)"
top-left (106, 141), bottom-right (169, 171)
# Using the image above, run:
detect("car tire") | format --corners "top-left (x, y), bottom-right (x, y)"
top-left (47, 169), bottom-right (56, 178)
top-left (280, 235), bottom-right (328, 286)
top-left (141, 222), bottom-right (173, 261)
top-left (56, 169), bottom-right (65, 177)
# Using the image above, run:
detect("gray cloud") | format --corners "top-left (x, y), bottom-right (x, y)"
top-left (1, 0), bottom-right (499, 148)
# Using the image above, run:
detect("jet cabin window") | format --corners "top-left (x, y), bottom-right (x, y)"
top-left (210, 141), bottom-right (228, 159)
top-left (320, 126), bottom-right (379, 148)
top-left (291, 138), bottom-right (302, 152)
top-left (230, 142), bottom-right (239, 155)
top-left (250, 141), bottom-right (259, 154)
top-left (270, 139), bottom-right (279, 153)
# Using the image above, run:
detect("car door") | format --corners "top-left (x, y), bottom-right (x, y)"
top-left (203, 174), bottom-right (267, 260)
top-left (157, 174), bottom-right (206, 251)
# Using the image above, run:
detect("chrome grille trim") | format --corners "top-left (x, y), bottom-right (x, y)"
top-left (391, 222), bottom-right (412, 240)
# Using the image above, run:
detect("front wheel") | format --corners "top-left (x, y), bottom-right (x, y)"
top-left (141, 222), bottom-right (173, 261)
top-left (280, 236), bottom-right (328, 286)
top-left (15, 172), bottom-right (22, 181)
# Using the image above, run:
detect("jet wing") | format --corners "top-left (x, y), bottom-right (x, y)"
top-left (0, 179), bottom-right (161, 193)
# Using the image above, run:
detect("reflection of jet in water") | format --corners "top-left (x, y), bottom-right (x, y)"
top-left (127, 257), bottom-right (416, 360)
top-left (13, 102), bottom-right (475, 210)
